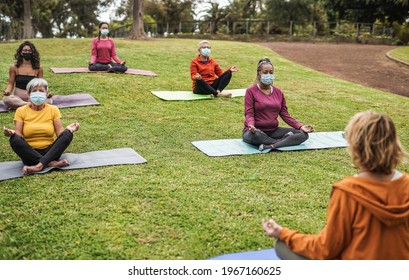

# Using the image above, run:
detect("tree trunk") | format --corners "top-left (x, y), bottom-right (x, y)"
top-left (23, 0), bottom-right (32, 39)
top-left (129, 0), bottom-right (146, 39)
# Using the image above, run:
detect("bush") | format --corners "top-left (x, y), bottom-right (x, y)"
top-left (393, 22), bottom-right (409, 45)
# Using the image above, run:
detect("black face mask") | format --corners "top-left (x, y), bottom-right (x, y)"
top-left (22, 53), bottom-right (33, 61)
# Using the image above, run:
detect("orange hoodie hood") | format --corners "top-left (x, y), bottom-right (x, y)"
top-left (333, 173), bottom-right (409, 227)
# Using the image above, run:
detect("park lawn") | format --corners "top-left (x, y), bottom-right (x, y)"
top-left (390, 46), bottom-right (409, 63)
top-left (0, 38), bottom-right (408, 260)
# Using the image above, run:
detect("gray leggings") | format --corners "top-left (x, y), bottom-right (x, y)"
top-left (242, 127), bottom-right (308, 148)
top-left (275, 239), bottom-right (309, 260)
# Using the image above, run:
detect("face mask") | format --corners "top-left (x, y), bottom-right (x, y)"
top-left (30, 91), bottom-right (47, 106)
top-left (22, 53), bottom-right (33, 61)
top-left (201, 48), bottom-right (211, 57)
top-left (100, 29), bottom-right (109, 36)
top-left (260, 74), bottom-right (275, 85)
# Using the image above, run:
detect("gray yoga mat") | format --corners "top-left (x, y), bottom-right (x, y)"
top-left (50, 67), bottom-right (157, 76)
top-left (0, 148), bottom-right (146, 181)
top-left (192, 131), bottom-right (348, 157)
top-left (151, 88), bottom-right (246, 101)
top-left (0, 93), bottom-right (99, 112)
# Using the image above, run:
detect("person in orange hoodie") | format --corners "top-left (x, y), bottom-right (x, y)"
top-left (190, 40), bottom-right (238, 98)
top-left (262, 110), bottom-right (409, 260)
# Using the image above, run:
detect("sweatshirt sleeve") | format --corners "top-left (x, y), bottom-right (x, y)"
top-left (244, 87), bottom-right (255, 127)
top-left (110, 39), bottom-right (121, 63)
top-left (190, 59), bottom-right (198, 81)
top-left (214, 61), bottom-right (223, 77)
top-left (90, 38), bottom-right (97, 63)
top-left (279, 188), bottom-right (353, 259)
top-left (278, 93), bottom-right (303, 129)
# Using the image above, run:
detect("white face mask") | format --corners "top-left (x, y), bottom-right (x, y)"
top-left (29, 91), bottom-right (47, 105)
top-left (100, 29), bottom-right (109, 36)
top-left (260, 74), bottom-right (275, 85)
top-left (201, 48), bottom-right (211, 56)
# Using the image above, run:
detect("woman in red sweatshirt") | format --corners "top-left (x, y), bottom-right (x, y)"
top-left (88, 22), bottom-right (128, 73)
top-left (190, 40), bottom-right (238, 98)
top-left (262, 110), bottom-right (409, 260)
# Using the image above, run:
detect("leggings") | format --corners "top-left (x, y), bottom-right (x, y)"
top-left (9, 130), bottom-right (73, 166)
top-left (88, 62), bottom-right (128, 73)
top-left (275, 239), bottom-right (309, 260)
top-left (242, 127), bottom-right (308, 148)
top-left (193, 71), bottom-right (232, 95)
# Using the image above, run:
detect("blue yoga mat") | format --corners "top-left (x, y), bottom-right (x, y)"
top-left (209, 249), bottom-right (281, 260)
top-left (192, 131), bottom-right (348, 157)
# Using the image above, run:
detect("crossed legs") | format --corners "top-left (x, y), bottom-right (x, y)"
top-left (9, 130), bottom-right (74, 174)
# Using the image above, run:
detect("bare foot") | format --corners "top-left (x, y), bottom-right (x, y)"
top-left (48, 159), bottom-right (70, 168)
top-left (218, 92), bottom-right (232, 98)
top-left (23, 164), bottom-right (43, 175)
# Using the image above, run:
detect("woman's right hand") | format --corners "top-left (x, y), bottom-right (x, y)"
top-left (195, 73), bottom-right (202, 80)
top-left (4, 90), bottom-right (10, 96)
top-left (3, 126), bottom-right (15, 137)
top-left (248, 125), bottom-right (257, 133)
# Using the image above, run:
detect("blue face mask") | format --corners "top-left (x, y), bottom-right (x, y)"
top-left (100, 29), bottom-right (109, 36)
top-left (201, 48), bottom-right (211, 57)
top-left (30, 91), bottom-right (47, 105)
top-left (260, 73), bottom-right (275, 85)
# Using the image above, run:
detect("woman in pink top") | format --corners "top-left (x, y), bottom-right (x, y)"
top-left (242, 57), bottom-right (313, 150)
top-left (88, 22), bottom-right (128, 73)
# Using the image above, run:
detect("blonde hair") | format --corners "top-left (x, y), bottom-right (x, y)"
top-left (345, 110), bottom-right (406, 174)
top-left (198, 40), bottom-right (209, 50)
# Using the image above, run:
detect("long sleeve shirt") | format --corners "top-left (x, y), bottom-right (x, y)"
top-left (90, 37), bottom-right (121, 64)
top-left (190, 55), bottom-right (226, 90)
top-left (243, 84), bottom-right (302, 132)
top-left (279, 175), bottom-right (409, 260)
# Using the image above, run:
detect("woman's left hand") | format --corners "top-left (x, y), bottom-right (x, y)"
top-left (66, 121), bottom-right (80, 133)
top-left (120, 60), bottom-right (126, 65)
top-left (262, 218), bottom-right (282, 238)
top-left (229, 66), bottom-right (238, 72)
top-left (301, 125), bottom-right (314, 133)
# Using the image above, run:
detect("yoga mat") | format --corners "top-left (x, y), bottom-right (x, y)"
top-left (0, 148), bottom-right (146, 181)
top-left (0, 94), bottom-right (99, 112)
top-left (192, 139), bottom-right (270, 157)
top-left (50, 67), bottom-right (157, 77)
top-left (192, 132), bottom-right (347, 157)
top-left (151, 88), bottom-right (246, 101)
top-left (209, 249), bottom-right (281, 260)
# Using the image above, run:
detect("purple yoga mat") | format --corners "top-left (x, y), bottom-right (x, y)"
top-left (50, 67), bottom-right (157, 76)
top-left (0, 93), bottom-right (99, 112)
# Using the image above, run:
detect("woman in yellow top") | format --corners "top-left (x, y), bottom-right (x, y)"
top-left (262, 110), bottom-right (409, 260)
top-left (3, 78), bottom-right (80, 175)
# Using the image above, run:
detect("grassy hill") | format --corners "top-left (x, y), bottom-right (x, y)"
top-left (0, 38), bottom-right (408, 259)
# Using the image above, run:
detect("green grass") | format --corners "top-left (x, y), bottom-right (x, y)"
top-left (390, 46), bottom-right (409, 63)
top-left (0, 38), bottom-right (408, 260)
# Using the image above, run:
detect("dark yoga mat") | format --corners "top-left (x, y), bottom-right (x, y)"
top-left (0, 148), bottom-right (147, 181)
top-left (0, 93), bottom-right (99, 113)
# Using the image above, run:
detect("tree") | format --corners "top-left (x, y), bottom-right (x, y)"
top-left (129, 0), bottom-right (147, 38)
top-left (23, 0), bottom-right (32, 38)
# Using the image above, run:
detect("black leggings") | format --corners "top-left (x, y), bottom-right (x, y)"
top-left (88, 62), bottom-right (128, 73)
top-left (9, 130), bottom-right (73, 166)
top-left (193, 71), bottom-right (232, 95)
top-left (242, 127), bottom-right (308, 148)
